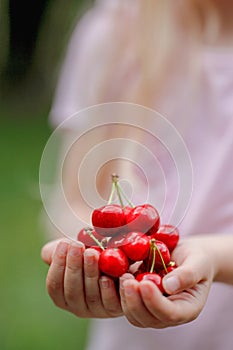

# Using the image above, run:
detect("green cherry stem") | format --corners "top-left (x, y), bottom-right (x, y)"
top-left (111, 173), bottom-right (135, 208)
top-left (112, 174), bottom-right (125, 207)
top-left (115, 183), bottom-right (125, 208)
top-left (150, 239), bottom-right (168, 274)
top-left (117, 185), bottom-right (134, 208)
top-left (155, 243), bottom-right (168, 274)
top-left (107, 181), bottom-right (116, 205)
top-left (87, 230), bottom-right (105, 251)
top-left (150, 239), bottom-right (157, 273)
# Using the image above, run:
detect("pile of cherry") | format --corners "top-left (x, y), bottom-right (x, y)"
top-left (77, 175), bottom-right (179, 294)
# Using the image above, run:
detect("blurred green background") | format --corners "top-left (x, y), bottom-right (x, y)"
top-left (0, 1), bottom-right (93, 349)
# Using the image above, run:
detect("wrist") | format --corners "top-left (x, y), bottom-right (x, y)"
top-left (204, 235), bottom-right (233, 284)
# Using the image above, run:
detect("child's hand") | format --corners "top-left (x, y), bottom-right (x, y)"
top-left (42, 235), bottom-right (233, 326)
top-left (119, 237), bottom-right (215, 328)
top-left (41, 240), bottom-right (123, 318)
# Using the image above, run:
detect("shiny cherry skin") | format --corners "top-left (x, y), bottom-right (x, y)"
top-left (107, 233), bottom-right (127, 248)
top-left (150, 224), bottom-right (179, 252)
top-left (123, 206), bottom-right (133, 217)
top-left (159, 265), bottom-right (177, 278)
top-left (145, 239), bottom-right (171, 270)
top-left (121, 232), bottom-right (150, 261)
top-left (133, 261), bottom-right (147, 277)
top-left (126, 204), bottom-right (160, 234)
top-left (92, 204), bottom-right (126, 237)
top-left (99, 248), bottom-right (129, 278)
top-left (77, 227), bottom-right (103, 247)
top-left (154, 240), bottom-right (171, 268)
top-left (136, 272), bottom-right (165, 293)
top-left (89, 246), bottom-right (103, 254)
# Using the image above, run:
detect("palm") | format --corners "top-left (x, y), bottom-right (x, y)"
top-left (120, 237), bottom-right (214, 328)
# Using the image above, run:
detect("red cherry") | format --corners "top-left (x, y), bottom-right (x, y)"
top-left (99, 248), bottom-right (129, 278)
top-left (150, 224), bottom-right (179, 252)
top-left (145, 239), bottom-right (171, 271)
top-left (92, 204), bottom-right (126, 237)
top-left (107, 233), bottom-right (127, 248)
top-left (159, 264), bottom-right (177, 278)
top-left (77, 227), bottom-right (103, 247)
top-left (121, 232), bottom-right (150, 261)
top-left (89, 246), bottom-right (103, 254)
top-left (126, 204), bottom-right (160, 234)
top-left (136, 272), bottom-right (164, 293)
top-left (133, 261), bottom-right (147, 277)
top-left (154, 240), bottom-right (171, 268)
top-left (123, 206), bottom-right (133, 216)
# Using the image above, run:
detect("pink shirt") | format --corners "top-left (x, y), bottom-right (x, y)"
top-left (50, 2), bottom-right (233, 350)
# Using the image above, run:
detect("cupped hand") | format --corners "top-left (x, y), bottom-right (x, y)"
top-left (119, 237), bottom-right (215, 328)
top-left (41, 239), bottom-right (123, 318)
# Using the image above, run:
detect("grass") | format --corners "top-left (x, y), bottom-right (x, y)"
top-left (0, 111), bottom-right (90, 350)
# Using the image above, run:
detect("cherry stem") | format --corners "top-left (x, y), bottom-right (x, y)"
top-left (111, 173), bottom-right (134, 208)
top-left (167, 261), bottom-right (176, 267)
top-left (111, 174), bottom-right (124, 208)
top-left (86, 230), bottom-right (105, 251)
top-left (150, 239), bottom-right (157, 273)
top-left (117, 186), bottom-right (134, 208)
top-left (155, 241), bottom-right (168, 274)
top-left (107, 181), bottom-right (116, 205)
top-left (150, 239), bottom-right (168, 274)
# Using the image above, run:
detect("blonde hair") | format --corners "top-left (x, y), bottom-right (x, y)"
top-left (92, 0), bottom-right (220, 107)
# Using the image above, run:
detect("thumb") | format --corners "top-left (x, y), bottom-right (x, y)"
top-left (162, 256), bottom-right (206, 295)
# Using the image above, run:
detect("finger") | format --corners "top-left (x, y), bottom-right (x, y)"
top-left (46, 240), bottom-right (69, 308)
top-left (41, 239), bottom-right (63, 265)
top-left (121, 273), bottom-right (135, 280)
top-left (99, 276), bottom-right (122, 317)
top-left (64, 241), bottom-right (87, 314)
top-left (84, 248), bottom-right (105, 316)
top-left (139, 280), bottom-right (194, 325)
top-left (124, 281), bottom-right (166, 329)
top-left (163, 254), bottom-right (209, 295)
top-left (119, 279), bottom-right (143, 327)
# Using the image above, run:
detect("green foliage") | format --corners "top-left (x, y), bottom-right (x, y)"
top-left (0, 113), bottom-right (90, 350)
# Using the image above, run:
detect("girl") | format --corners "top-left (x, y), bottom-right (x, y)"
top-left (42, 1), bottom-right (233, 349)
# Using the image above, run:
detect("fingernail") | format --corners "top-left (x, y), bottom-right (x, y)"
top-left (84, 250), bottom-right (95, 265)
top-left (140, 284), bottom-right (150, 297)
top-left (100, 277), bottom-right (110, 289)
top-left (163, 276), bottom-right (179, 294)
top-left (69, 243), bottom-right (83, 257)
top-left (57, 241), bottom-right (69, 256)
top-left (123, 282), bottom-right (134, 296)
top-left (119, 277), bottom-right (125, 291)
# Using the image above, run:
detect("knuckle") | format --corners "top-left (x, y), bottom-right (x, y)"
top-left (86, 295), bottom-right (100, 306)
top-left (67, 254), bottom-right (82, 271)
top-left (106, 306), bottom-right (122, 317)
top-left (65, 287), bottom-right (77, 304)
top-left (53, 261), bottom-right (66, 273)
top-left (66, 263), bottom-right (79, 273)
top-left (179, 267), bottom-right (197, 287)
top-left (85, 268), bottom-right (99, 279)
top-left (85, 276), bottom-right (99, 286)
top-left (54, 250), bottom-right (67, 265)
top-left (46, 276), bottom-right (63, 295)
